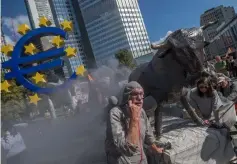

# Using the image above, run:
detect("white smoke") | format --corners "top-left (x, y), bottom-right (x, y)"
top-left (13, 58), bottom-right (132, 164)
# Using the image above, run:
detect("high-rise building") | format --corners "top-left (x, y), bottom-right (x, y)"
top-left (25, 0), bottom-right (66, 78)
top-left (205, 16), bottom-right (237, 58)
top-left (48, 0), bottom-right (95, 73)
top-left (71, 0), bottom-right (152, 66)
top-left (25, 0), bottom-right (56, 29)
top-left (25, 0), bottom-right (55, 51)
top-left (1, 29), bottom-right (10, 63)
top-left (25, 0), bottom-right (87, 78)
top-left (200, 5), bottom-right (235, 41)
top-left (1, 29), bottom-right (10, 73)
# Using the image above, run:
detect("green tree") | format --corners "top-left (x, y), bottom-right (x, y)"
top-left (115, 49), bottom-right (137, 69)
top-left (1, 72), bottom-right (29, 121)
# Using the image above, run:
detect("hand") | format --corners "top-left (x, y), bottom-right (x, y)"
top-left (203, 120), bottom-right (210, 125)
top-left (151, 144), bottom-right (164, 155)
top-left (154, 147), bottom-right (164, 154)
top-left (128, 100), bottom-right (141, 121)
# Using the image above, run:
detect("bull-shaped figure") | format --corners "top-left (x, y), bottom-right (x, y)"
top-left (129, 22), bottom-right (217, 136)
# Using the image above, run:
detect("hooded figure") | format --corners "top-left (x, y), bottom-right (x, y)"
top-left (105, 81), bottom-right (159, 164)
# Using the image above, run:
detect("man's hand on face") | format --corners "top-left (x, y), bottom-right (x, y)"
top-left (129, 100), bottom-right (141, 121)
top-left (203, 119), bottom-right (210, 125)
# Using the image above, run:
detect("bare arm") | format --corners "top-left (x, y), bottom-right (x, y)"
top-left (127, 119), bottom-right (140, 145)
top-left (127, 100), bottom-right (144, 146)
top-left (109, 108), bottom-right (139, 156)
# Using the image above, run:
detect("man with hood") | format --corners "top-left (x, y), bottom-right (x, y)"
top-left (105, 81), bottom-right (163, 164)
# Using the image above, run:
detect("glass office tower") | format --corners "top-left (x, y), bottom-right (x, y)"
top-left (76, 0), bottom-right (152, 66)
top-left (49, 0), bottom-right (88, 76)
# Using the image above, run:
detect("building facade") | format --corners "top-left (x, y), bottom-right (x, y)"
top-left (1, 29), bottom-right (10, 71)
top-left (25, 0), bottom-right (56, 29)
top-left (25, 0), bottom-right (55, 52)
top-left (72, 0), bottom-right (152, 66)
top-left (25, 0), bottom-right (89, 78)
top-left (25, 0), bottom-right (67, 78)
top-left (200, 5), bottom-right (235, 41)
top-left (49, 0), bottom-right (96, 73)
top-left (205, 16), bottom-right (237, 58)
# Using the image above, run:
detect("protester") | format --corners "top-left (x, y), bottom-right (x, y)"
top-left (105, 81), bottom-right (163, 164)
top-left (189, 77), bottom-right (222, 125)
top-left (217, 77), bottom-right (237, 103)
top-left (214, 55), bottom-right (228, 75)
top-left (1, 121), bottom-right (27, 164)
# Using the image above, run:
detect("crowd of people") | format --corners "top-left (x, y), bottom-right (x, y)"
top-left (214, 51), bottom-right (237, 78)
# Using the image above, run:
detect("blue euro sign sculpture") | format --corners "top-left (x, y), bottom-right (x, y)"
top-left (2, 27), bottom-right (77, 94)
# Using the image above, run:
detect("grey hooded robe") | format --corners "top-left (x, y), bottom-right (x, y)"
top-left (105, 81), bottom-right (156, 164)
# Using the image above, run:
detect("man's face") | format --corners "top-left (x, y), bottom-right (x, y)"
top-left (220, 80), bottom-right (229, 88)
top-left (130, 88), bottom-right (144, 108)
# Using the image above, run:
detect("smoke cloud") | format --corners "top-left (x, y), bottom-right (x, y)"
top-left (10, 58), bottom-right (132, 164)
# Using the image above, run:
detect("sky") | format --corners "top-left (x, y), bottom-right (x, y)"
top-left (1, 0), bottom-right (237, 45)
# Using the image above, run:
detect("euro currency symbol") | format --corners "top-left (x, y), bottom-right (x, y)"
top-left (2, 27), bottom-right (77, 94)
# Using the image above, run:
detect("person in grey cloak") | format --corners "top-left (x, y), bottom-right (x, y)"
top-left (189, 77), bottom-right (222, 125)
top-left (105, 81), bottom-right (163, 164)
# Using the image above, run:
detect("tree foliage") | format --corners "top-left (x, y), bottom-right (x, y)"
top-left (115, 49), bottom-right (137, 69)
top-left (1, 72), bottom-right (29, 121)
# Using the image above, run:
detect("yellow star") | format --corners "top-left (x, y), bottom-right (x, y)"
top-left (29, 94), bottom-right (41, 105)
top-left (38, 16), bottom-right (52, 27)
top-left (17, 24), bottom-right (30, 35)
top-left (1, 44), bottom-right (14, 56)
top-left (32, 72), bottom-right (46, 84)
top-left (76, 65), bottom-right (86, 76)
top-left (65, 47), bottom-right (77, 58)
top-left (24, 43), bottom-right (37, 55)
top-left (51, 36), bottom-right (65, 48)
top-left (60, 20), bottom-right (73, 32)
top-left (1, 80), bottom-right (11, 92)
